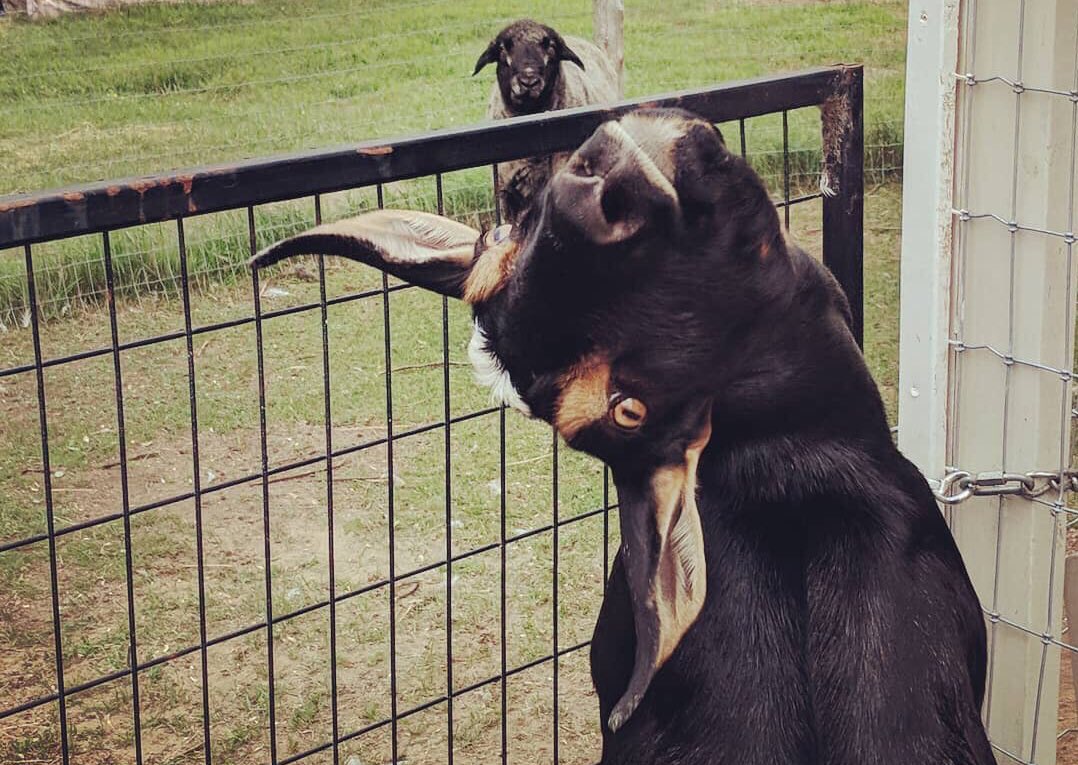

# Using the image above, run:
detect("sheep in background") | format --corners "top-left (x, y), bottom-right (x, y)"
top-left (474, 19), bottom-right (619, 223)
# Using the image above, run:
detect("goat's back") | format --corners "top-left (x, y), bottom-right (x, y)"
top-left (590, 445), bottom-right (993, 765)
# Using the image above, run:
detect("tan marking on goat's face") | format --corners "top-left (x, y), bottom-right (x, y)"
top-left (618, 112), bottom-right (717, 181)
top-left (650, 417), bottom-right (711, 665)
top-left (617, 113), bottom-right (689, 179)
top-left (554, 355), bottom-right (612, 440)
top-left (463, 238), bottom-right (519, 304)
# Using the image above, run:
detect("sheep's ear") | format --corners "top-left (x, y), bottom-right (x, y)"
top-left (251, 210), bottom-right (480, 300)
top-left (473, 39), bottom-right (500, 75)
top-left (552, 33), bottom-right (585, 70)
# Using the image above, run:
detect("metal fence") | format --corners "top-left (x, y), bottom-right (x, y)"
top-left (0, 66), bottom-right (863, 765)
top-left (899, 2), bottom-right (1078, 763)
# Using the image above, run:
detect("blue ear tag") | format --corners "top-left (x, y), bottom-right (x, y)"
top-left (492, 224), bottom-right (512, 243)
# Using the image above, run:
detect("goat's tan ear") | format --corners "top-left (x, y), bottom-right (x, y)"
top-left (251, 210), bottom-right (480, 299)
top-left (607, 407), bottom-right (711, 733)
top-left (549, 120), bottom-right (680, 246)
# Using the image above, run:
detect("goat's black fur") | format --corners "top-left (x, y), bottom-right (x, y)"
top-left (482, 110), bottom-right (992, 764)
top-left (251, 107), bottom-right (992, 764)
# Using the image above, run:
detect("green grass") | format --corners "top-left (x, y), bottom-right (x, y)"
top-left (0, 1), bottom-right (908, 761)
top-left (0, 0), bottom-right (906, 324)
top-left (0, 0), bottom-right (905, 192)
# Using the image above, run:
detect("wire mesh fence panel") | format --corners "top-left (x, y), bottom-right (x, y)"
top-left (0, 70), bottom-right (862, 765)
top-left (899, 2), bottom-right (1078, 763)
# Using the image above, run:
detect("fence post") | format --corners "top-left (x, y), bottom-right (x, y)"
top-left (821, 67), bottom-right (864, 346)
top-left (896, 0), bottom-right (961, 480)
top-left (593, 0), bottom-right (624, 98)
top-left (900, 1), bottom-right (1078, 763)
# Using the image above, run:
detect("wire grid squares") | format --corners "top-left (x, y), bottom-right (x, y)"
top-left (948, 1), bottom-right (1078, 763)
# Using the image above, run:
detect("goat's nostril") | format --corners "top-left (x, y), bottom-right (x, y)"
top-left (518, 74), bottom-right (540, 87)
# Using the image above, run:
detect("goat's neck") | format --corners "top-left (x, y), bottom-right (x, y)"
top-left (708, 249), bottom-right (891, 479)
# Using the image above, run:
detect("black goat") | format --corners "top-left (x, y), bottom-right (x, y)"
top-left (251, 108), bottom-right (993, 764)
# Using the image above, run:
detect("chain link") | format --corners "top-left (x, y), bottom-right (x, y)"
top-left (934, 469), bottom-right (1078, 505)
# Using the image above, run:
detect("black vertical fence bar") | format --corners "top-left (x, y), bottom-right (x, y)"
top-left (178, 217), bottom-right (215, 765)
top-left (103, 230), bottom-right (144, 765)
top-left (377, 183), bottom-right (402, 765)
top-left (739, 118), bottom-right (747, 159)
top-left (821, 67), bottom-right (865, 347)
top-left (782, 110), bottom-right (792, 230)
top-left (24, 243), bottom-right (71, 765)
top-left (602, 467), bottom-right (611, 581)
top-left (437, 172), bottom-right (456, 765)
top-left (499, 402), bottom-right (509, 765)
top-left (493, 162), bottom-right (510, 765)
top-left (250, 206), bottom-right (280, 765)
top-left (552, 432), bottom-right (560, 763)
top-left (314, 194), bottom-right (342, 765)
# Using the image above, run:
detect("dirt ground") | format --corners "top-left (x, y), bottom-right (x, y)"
top-left (0, 417), bottom-right (609, 764)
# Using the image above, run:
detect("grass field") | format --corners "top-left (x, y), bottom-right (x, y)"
top-left (0, 0), bottom-right (908, 325)
top-left (1, 1), bottom-right (908, 763)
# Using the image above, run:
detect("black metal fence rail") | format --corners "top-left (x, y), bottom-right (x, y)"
top-left (0, 65), bottom-right (863, 765)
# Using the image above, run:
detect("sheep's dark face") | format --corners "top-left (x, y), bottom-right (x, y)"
top-left (473, 20), bottom-right (584, 114)
top-left (251, 107), bottom-right (788, 734)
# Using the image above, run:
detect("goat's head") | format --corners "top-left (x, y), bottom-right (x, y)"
top-left (472, 19), bottom-right (584, 114)
top-left (252, 108), bottom-right (790, 732)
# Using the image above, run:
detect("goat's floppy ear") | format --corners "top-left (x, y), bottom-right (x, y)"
top-left (251, 209), bottom-right (479, 300)
top-left (607, 404), bottom-right (711, 733)
top-left (473, 38), bottom-right (501, 75)
top-left (550, 31), bottom-right (584, 70)
top-left (550, 120), bottom-right (680, 246)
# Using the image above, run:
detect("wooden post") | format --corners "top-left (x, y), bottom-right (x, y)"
top-left (593, 0), bottom-right (625, 98)
top-left (1066, 555), bottom-right (1078, 727)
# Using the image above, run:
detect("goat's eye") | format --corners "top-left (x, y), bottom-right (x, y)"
top-left (610, 394), bottom-right (647, 430)
top-left (579, 157), bottom-right (593, 177)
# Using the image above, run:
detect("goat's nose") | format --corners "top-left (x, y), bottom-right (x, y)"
top-left (518, 72), bottom-right (540, 87)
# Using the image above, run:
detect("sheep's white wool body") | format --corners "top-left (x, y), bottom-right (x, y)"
top-left (467, 320), bottom-right (531, 416)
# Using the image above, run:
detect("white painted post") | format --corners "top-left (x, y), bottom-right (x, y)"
top-left (896, 0), bottom-right (962, 483)
top-left (593, 0), bottom-right (625, 98)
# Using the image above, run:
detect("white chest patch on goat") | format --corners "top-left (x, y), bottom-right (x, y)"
top-left (467, 321), bottom-right (531, 416)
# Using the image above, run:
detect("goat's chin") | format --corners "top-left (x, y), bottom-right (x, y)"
top-left (467, 321), bottom-right (532, 416)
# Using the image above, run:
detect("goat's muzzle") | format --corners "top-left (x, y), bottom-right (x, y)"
top-left (550, 121), bottom-right (680, 246)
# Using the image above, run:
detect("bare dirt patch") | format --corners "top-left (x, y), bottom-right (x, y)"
top-left (1, 412), bottom-right (609, 764)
